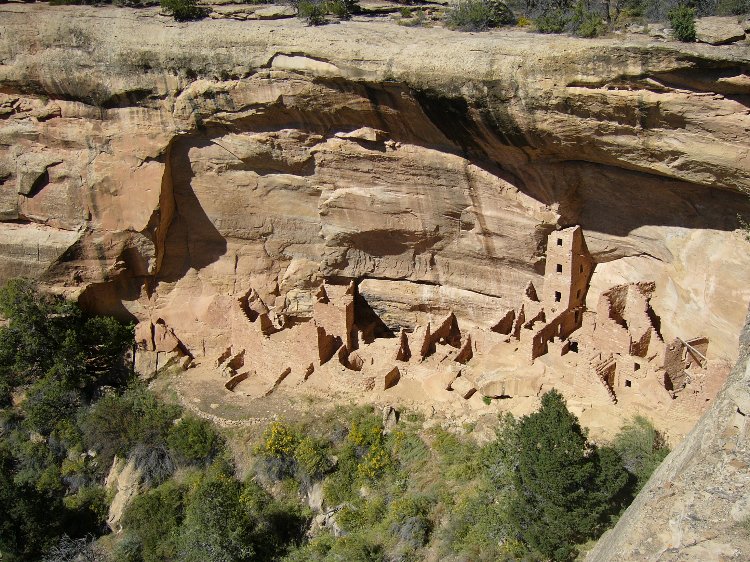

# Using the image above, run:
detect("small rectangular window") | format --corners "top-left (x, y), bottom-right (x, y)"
top-left (556, 264), bottom-right (563, 273)
top-left (634, 362), bottom-right (640, 371)
top-left (554, 291), bottom-right (561, 302)
top-left (580, 265), bottom-right (584, 273)
top-left (576, 289), bottom-right (581, 298)
top-left (625, 379), bottom-right (632, 387)
top-left (557, 238), bottom-right (563, 246)
top-left (574, 310), bottom-right (579, 322)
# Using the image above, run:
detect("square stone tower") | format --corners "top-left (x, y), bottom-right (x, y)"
top-left (542, 226), bottom-right (593, 316)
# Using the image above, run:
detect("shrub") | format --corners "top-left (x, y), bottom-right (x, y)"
top-left (81, 384), bottom-right (181, 472)
top-left (668, 5), bottom-right (696, 41)
top-left (40, 534), bottom-right (109, 562)
top-left (716, 0), bottom-right (750, 14)
top-left (445, 0), bottom-right (494, 30)
top-left (327, 0), bottom-right (351, 18)
top-left (446, 0), bottom-right (516, 30)
top-left (160, 0), bottom-right (209, 21)
top-left (571, 0), bottom-right (606, 36)
top-left (257, 421), bottom-right (300, 459)
top-left (385, 495), bottom-right (433, 547)
top-left (22, 375), bottom-right (81, 436)
top-left (293, 436), bottom-right (332, 479)
top-left (356, 442), bottom-right (393, 480)
top-left (486, 0), bottom-right (517, 24)
top-left (168, 416), bottom-right (222, 466)
top-left (431, 427), bottom-right (481, 480)
top-left (0, 279), bottom-right (132, 395)
top-left (122, 480), bottom-right (186, 562)
top-left (535, 8), bottom-right (569, 32)
top-left (131, 443), bottom-right (176, 487)
top-left (442, 483), bottom-right (515, 559)
top-left (613, 416), bottom-right (669, 492)
top-left (298, 0), bottom-right (328, 24)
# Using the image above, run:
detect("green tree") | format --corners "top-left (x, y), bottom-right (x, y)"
top-left (668, 5), bottom-right (696, 41)
top-left (0, 279), bottom-right (132, 396)
top-left (510, 390), bottom-right (627, 560)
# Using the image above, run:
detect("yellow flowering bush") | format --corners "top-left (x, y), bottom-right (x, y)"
top-left (256, 421), bottom-right (299, 459)
top-left (356, 442), bottom-right (393, 480)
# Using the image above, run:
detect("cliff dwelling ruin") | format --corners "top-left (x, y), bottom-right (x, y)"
top-left (134, 226), bottom-right (728, 440)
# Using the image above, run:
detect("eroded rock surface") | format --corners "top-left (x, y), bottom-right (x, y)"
top-left (0, 5), bottom-right (749, 372)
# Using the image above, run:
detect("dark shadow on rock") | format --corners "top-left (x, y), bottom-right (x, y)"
top-left (157, 135), bottom-right (228, 283)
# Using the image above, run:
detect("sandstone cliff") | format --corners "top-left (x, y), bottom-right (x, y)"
top-left (1, 4), bottom-right (749, 363)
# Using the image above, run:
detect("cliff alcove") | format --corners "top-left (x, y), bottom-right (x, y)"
top-left (1, 4), bottom-right (749, 441)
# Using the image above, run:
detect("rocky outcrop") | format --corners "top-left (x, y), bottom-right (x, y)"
top-left (587, 306), bottom-right (750, 561)
top-left (695, 16), bottom-right (747, 45)
top-left (0, 4), bottom-right (749, 366)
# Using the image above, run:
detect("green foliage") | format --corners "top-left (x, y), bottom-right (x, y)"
top-left (0, 279), bottom-right (136, 561)
top-left (81, 383), bottom-right (181, 473)
top-left (535, 8), bottom-right (569, 32)
top-left (122, 479), bottom-right (186, 562)
top-left (292, 0), bottom-right (360, 24)
top-left (527, 0), bottom-right (604, 35)
top-left (22, 375), bottom-right (81, 436)
top-left (0, 279), bottom-right (132, 396)
top-left (298, 0), bottom-right (328, 24)
top-left (160, 0), bottom-right (209, 21)
top-left (294, 436), bottom-right (333, 479)
top-left (177, 464), bottom-right (307, 562)
top-left (446, 0), bottom-right (516, 30)
top-left (571, 0), bottom-right (606, 36)
top-left (441, 481), bottom-right (516, 560)
top-left (168, 415), bottom-right (223, 466)
top-left (613, 415), bottom-right (670, 492)
top-left (510, 390), bottom-right (628, 560)
top-left (668, 5), bottom-right (696, 41)
top-left (431, 427), bottom-right (481, 480)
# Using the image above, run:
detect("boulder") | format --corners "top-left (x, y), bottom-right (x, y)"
top-left (695, 16), bottom-right (746, 45)
top-left (382, 405), bottom-right (399, 433)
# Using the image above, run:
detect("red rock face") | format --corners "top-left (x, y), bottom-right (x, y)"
top-left (0, 5), bottom-right (749, 367)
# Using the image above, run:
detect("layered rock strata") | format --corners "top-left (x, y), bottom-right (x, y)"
top-left (1, 4), bottom-right (749, 366)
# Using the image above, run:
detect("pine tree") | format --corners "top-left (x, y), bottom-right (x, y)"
top-left (510, 389), bottom-right (626, 560)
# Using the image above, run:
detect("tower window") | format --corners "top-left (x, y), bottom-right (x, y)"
top-left (634, 362), bottom-right (640, 371)
top-left (576, 289), bottom-right (581, 298)
top-left (557, 238), bottom-right (563, 246)
top-left (574, 310), bottom-right (580, 322)
top-left (556, 264), bottom-right (563, 273)
top-left (625, 379), bottom-right (632, 387)
top-left (554, 291), bottom-right (561, 302)
top-left (580, 265), bottom-right (584, 273)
